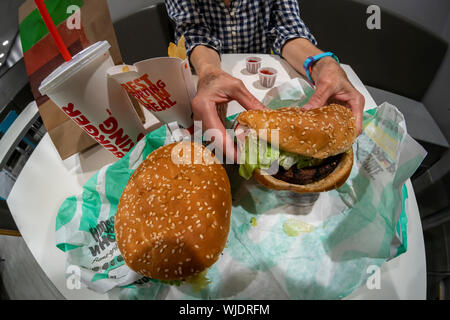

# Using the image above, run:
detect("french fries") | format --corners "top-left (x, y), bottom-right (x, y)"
top-left (168, 35), bottom-right (187, 60)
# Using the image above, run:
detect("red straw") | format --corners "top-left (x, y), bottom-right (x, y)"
top-left (34, 0), bottom-right (72, 61)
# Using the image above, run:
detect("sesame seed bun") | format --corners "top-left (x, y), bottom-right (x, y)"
top-left (237, 104), bottom-right (357, 194)
top-left (236, 104), bottom-right (357, 159)
top-left (115, 142), bottom-right (232, 281)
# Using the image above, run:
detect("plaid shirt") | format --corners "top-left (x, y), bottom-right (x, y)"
top-left (165, 0), bottom-right (317, 57)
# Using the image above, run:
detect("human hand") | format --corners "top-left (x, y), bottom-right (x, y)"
top-left (303, 57), bottom-right (365, 135)
top-left (192, 65), bottom-right (266, 162)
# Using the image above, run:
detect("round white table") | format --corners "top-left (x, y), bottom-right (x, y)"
top-left (6, 54), bottom-right (426, 300)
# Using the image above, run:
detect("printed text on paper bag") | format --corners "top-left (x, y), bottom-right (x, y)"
top-left (62, 103), bottom-right (145, 158)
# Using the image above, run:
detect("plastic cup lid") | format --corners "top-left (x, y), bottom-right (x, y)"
top-left (39, 41), bottom-right (111, 95)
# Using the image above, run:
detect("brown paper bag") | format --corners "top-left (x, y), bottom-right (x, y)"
top-left (19, 0), bottom-right (124, 159)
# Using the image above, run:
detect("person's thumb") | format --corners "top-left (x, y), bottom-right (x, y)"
top-left (303, 85), bottom-right (333, 111)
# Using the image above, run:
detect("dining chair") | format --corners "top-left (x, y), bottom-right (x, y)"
top-left (0, 200), bottom-right (20, 237)
top-left (0, 101), bottom-right (40, 180)
top-left (112, 2), bottom-right (175, 65)
top-left (0, 101), bottom-right (42, 237)
top-left (299, 0), bottom-right (450, 299)
top-left (299, 0), bottom-right (449, 187)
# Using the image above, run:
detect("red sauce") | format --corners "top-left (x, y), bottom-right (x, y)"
top-left (248, 59), bottom-right (259, 63)
top-left (260, 70), bottom-right (274, 75)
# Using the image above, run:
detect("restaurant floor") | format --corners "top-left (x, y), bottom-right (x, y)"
top-left (0, 235), bottom-right (63, 300)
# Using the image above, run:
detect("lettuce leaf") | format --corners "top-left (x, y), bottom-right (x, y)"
top-left (279, 152), bottom-right (302, 170)
top-left (239, 135), bottom-right (278, 179)
top-left (239, 136), bottom-right (322, 180)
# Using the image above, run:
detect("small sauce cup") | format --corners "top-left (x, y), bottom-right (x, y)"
top-left (246, 57), bottom-right (262, 74)
top-left (258, 67), bottom-right (277, 88)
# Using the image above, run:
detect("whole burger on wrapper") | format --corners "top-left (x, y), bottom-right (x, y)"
top-left (237, 104), bottom-right (357, 194)
top-left (115, 142), bottom-right (232, 284)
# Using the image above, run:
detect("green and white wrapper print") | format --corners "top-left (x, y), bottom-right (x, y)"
top-left (56, 83), bottom-right (426, 299)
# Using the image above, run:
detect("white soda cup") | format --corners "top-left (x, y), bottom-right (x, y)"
top-left (107, 57), bottom-right (195, 130)
top-left (39, 41), bottom-right (147, 158)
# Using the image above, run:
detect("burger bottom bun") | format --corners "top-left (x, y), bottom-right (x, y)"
top-left (252, 147), bottom-right (354, 194)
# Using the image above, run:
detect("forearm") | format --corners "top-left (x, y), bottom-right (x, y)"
top-left (190, 45), bottom-right (222, 77)
top-left (281, 38), bottom-right (335, 78)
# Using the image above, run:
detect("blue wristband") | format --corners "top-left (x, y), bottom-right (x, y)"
top-left (303, 52), bottom-right (340, 85)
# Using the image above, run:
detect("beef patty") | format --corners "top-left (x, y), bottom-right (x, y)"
top-left (272, 154), bottom-right (343, 185)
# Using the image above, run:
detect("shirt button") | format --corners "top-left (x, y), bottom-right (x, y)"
top-left (230, 11), bottom-right (235, 17)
